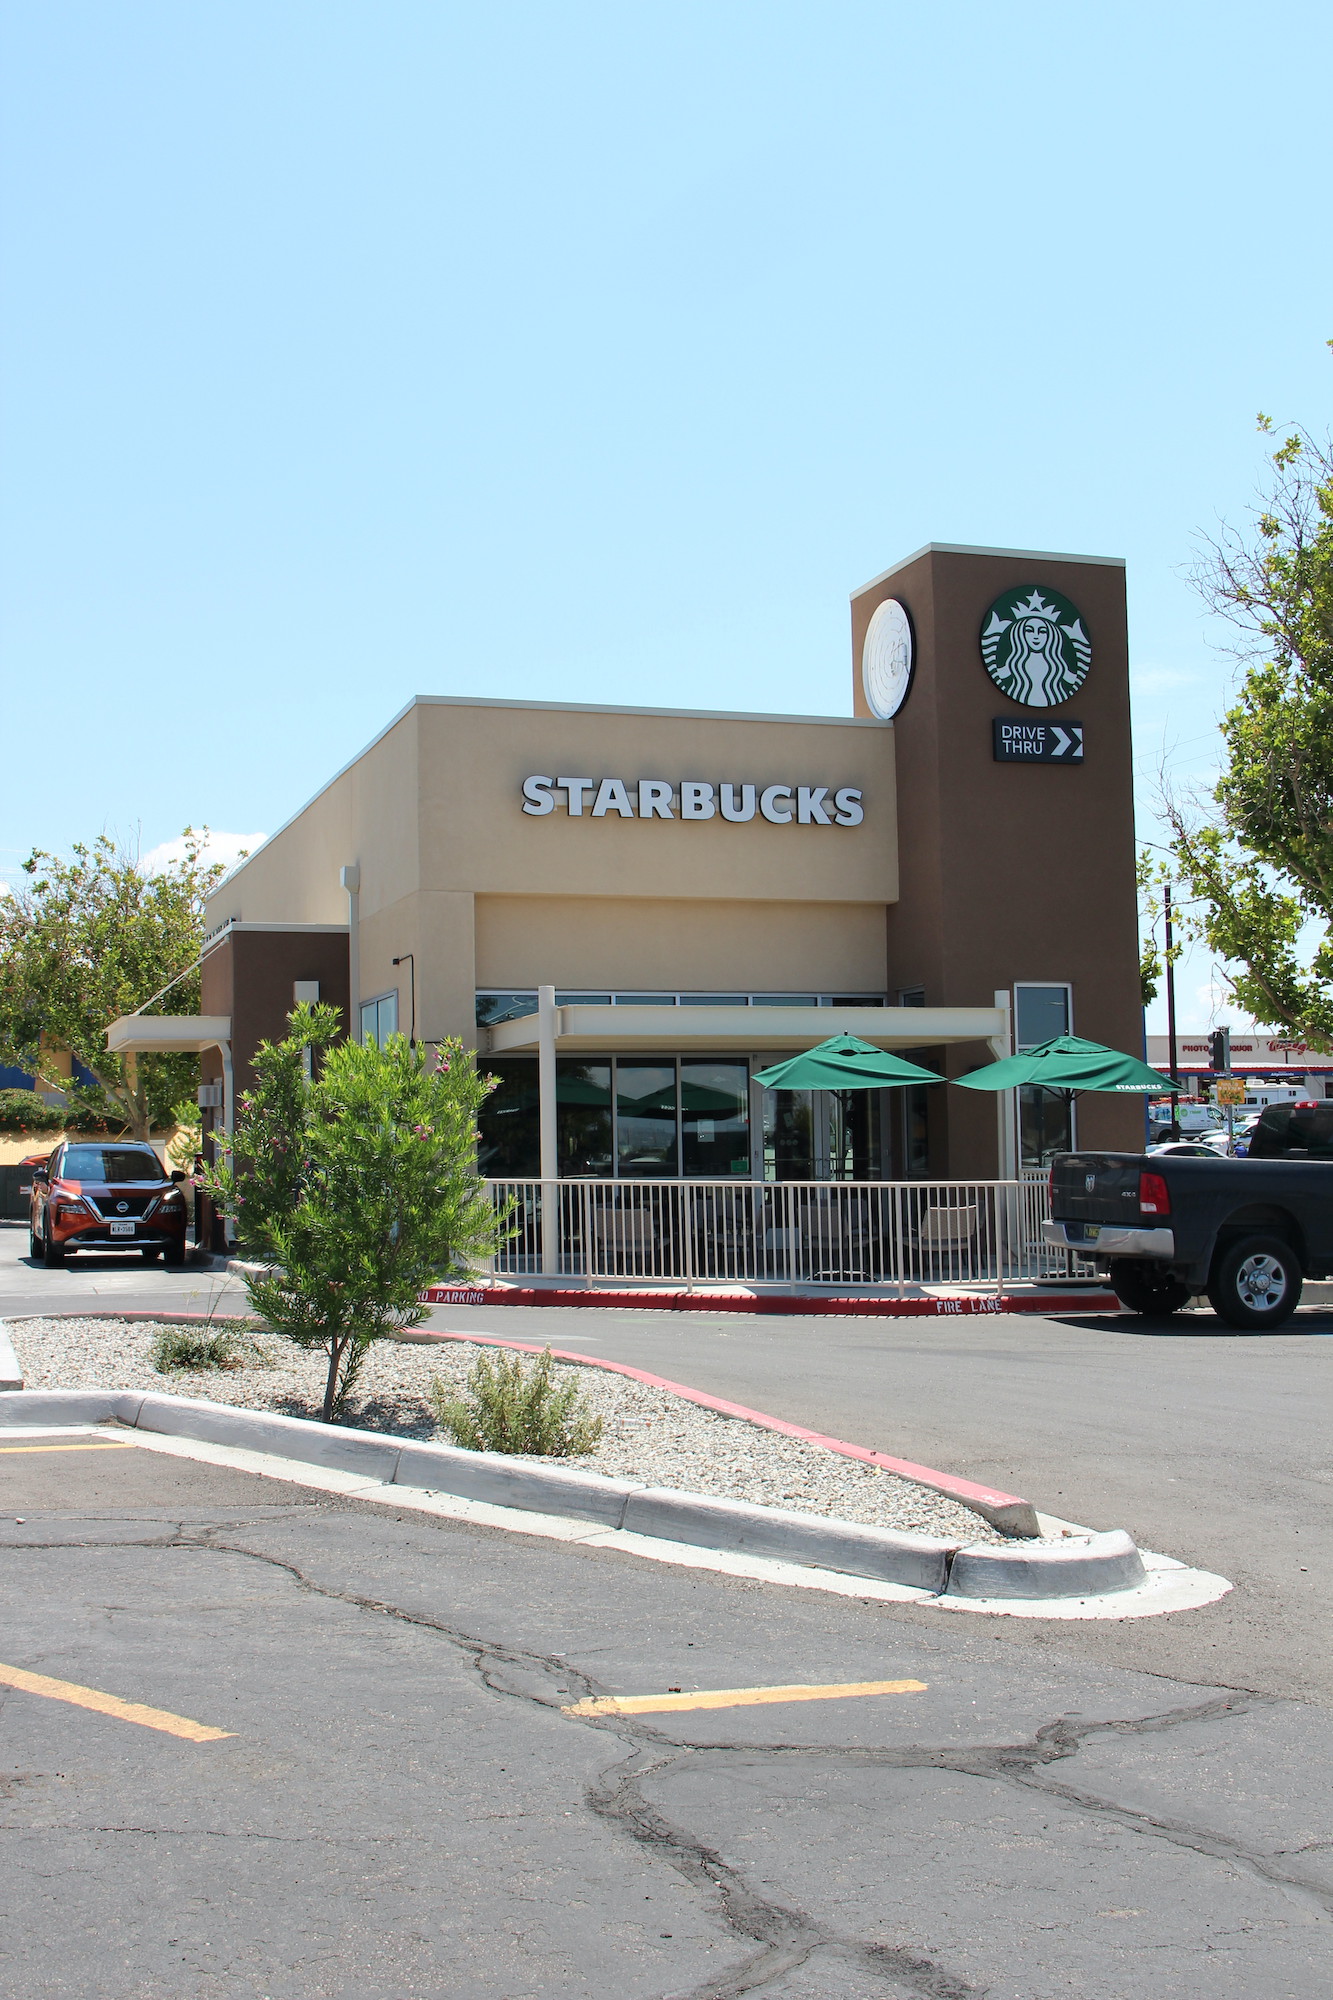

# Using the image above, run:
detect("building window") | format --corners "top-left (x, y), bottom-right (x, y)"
top-left (1014, 983), bottom-right (1073, 1167)
top-left (557, 1061), bottom-right (612, 1175)
top-left (681, 1061), bottom-right (750, 1175)
top-left (360, 990), bottom-right (399, 1048)
top-left (475, 990), bottom-right (891, 1027)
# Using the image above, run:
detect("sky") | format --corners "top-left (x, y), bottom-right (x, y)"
top-left (3, 1), bottom-right (1331, 1031)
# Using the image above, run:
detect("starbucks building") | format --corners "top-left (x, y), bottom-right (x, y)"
top-left (118, 543), bottom-right (1143, 1188)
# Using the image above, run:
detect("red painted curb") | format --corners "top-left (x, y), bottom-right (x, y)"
top-left (420, 1284), bottom-right (1119, 1318)
top-left (405, 1324), bottom-right (1036, 1526)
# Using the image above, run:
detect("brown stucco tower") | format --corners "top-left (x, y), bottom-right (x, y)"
top-left (852, 543), bottom-right (1144, 1177)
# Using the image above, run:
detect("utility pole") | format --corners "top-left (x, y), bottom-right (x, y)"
top-left (1164, 883), bottom-right (1180, 1130)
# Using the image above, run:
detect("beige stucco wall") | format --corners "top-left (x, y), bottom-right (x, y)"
top-left (203, 697), bottom-right (900, 1041)
top-left (413, 700), bottom-right (897, 904)
top-left (473, 896), bottom-right (888, 996)
top-left (205, 707), bottom-right (421, 930)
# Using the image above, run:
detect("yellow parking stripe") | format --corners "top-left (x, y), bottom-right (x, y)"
top-left (0, 1440), bottom-right (137, 1455)
top-left (563, 1677), bottom-right (927, 1716)
top-left (0, 1662), bottom-right (234, 1742)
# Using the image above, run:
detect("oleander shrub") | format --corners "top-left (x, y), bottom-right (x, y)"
top-left (429, 1347), bottom-right (604, 1457)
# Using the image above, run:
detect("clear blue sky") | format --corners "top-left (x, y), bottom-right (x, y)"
top-left (3, 2), bottom-right (1330, 1029)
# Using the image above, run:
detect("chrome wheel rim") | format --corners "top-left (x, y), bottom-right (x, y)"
top-left (1236, 1253), bottom-right (1287, 1310)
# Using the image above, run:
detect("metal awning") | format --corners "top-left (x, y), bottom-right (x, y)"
top-left (486, 1003), bottom-right (1006, 1056)
top-left (106, 1015), bottom-right (232, 1054)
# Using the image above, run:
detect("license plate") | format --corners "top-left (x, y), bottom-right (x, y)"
top-left (109, 1220), bottom-right (136, 1237)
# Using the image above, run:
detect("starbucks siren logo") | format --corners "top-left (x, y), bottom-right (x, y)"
top-left (980, 585), bottom-right (1091, 708)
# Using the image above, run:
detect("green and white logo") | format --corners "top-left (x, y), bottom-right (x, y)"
top-left (980, 584), bottom-right (1091, 708)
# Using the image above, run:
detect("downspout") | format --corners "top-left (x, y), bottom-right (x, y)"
top-left (341, 863), bottom-right (361, 1042)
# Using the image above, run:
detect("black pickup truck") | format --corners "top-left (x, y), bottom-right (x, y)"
top-left (1044, 1124), bottom-right (1333, 1327)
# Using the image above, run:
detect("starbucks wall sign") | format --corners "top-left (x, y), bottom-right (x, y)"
top-left (980, 584), bottom-right (1091, 708)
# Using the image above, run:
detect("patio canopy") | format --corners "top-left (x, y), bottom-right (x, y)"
top-left (952, 1033), bottom-right (1173, 1096)
top-left (751, 1035), bottom-right (944, 1091)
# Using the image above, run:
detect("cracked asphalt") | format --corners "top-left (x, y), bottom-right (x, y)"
top-left (1, 1441), bottom-right (1329, 2000)
top-left (3, 1225), bottom-right (1332, 1994)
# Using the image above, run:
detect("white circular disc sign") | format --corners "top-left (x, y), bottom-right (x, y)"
top-left (861, 598), bottom-right (914, 719)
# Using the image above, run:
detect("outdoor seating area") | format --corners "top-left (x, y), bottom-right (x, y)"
top-left (483, 1172), bottom-right (1090, 1291)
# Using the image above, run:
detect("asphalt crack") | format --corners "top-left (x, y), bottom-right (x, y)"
top-left (4, 1522), bottom-right (1326, 1994)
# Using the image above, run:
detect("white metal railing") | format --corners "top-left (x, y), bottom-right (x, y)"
top-left (481, 1175), bottom-right (1095, 1292)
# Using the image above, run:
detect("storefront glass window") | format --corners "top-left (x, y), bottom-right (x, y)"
top-left (557, 1061), bottom-right (612, 1175)
top-left (477, 1059), bottom-right (539, 1176)
top-left (616, 1063), bottom-right (678, 1175)
top-left (613, 994), bottom-right (676, 1006)
top-left (1015, 984), bottom-right (1073, 1168)
top-left (681, 1062), bottom-right (750, 1176)
top-left (1020, 1089), bottom-right (1074, 1169)
top-left (360, 991), bottom-right (398, 1048)
top-left (476, 992), bottom-right (537, 1028)
top-left (1015, 984), bottom-right (1070, 1050)
top-left (763, 1089), bottom-right (814, 1178)
top-left (828, 1089), bottom-right (883, 1180)
top-left (753, 995), bottom-right (819, 1007)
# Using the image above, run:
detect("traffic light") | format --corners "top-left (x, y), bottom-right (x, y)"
top-left (1208, 1027), bottom-right (1231, 1073)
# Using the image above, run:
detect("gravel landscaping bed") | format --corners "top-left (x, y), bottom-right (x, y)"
top-left (7, 1315), bottom-right (1012, 1544)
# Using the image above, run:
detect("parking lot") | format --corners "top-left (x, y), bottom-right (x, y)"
top-left (2, 1222), bottom-right (1331, 1995)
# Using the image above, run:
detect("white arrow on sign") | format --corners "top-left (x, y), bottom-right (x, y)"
top-left (1050, 726), bottom-right (1072, 757)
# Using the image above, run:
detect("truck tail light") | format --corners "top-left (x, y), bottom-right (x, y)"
top-left (1138, 1170), bottom-right (1171, 1217)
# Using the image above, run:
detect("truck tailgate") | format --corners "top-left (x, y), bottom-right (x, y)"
top-left (1050, 1153), bottom-right (1145, 1224)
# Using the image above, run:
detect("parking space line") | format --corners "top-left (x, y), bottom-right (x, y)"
top-left (0, 1440), bottom-right (138, 1455)
top-left (0, 1662), bottom-right (235, 1741)
top-left (563, 1677), bottom-right (927, 1716)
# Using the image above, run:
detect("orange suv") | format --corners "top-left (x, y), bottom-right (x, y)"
top-left (28, 1140), bottom-right (189, 1267)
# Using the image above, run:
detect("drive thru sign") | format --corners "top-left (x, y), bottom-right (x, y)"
top-left (993, 719), bottom-right (1085, 762)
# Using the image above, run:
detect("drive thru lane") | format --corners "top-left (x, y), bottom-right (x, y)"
top-left (1, 1440), bottom-right (1328, 1999)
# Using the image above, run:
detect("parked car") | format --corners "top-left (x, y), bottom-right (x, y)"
top-left (1145, 1140), bottom-right (1233, 1159)
top-left (28, 1140), bottom-right (189, 1267)
top-left (1045, 1142), bottom-right (1333, 1328)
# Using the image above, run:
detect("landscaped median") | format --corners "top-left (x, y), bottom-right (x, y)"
top-left (0, 1383), bottom-right (1147, 1601)
top-left (0, 1314), bottom-right (1166, 1604)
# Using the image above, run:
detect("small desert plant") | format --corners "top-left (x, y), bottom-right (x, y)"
top-left (429, 1347), bottom-right (604, 1457)
top-left (149, 1322), bottom-right (264, 1374)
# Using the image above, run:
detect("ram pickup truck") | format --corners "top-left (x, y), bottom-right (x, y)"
top-left (1043, 1150), bottom-right (1333, 1327)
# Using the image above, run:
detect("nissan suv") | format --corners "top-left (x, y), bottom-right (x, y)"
top-left (28, 1141), bottom-right (189, 1267)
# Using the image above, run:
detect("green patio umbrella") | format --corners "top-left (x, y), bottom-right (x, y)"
top-left (952, 1034), bottom-right (1173, 1096)
top-left (751, 1034), bottom-right (944, 1092)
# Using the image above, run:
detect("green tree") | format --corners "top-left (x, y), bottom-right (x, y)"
top-left (207, 1005), bottom-right (504, 1423)
top-left (0, 831), bottom-right (228, 1138)
top-left (1166, 365), bottom-right (1333, 1046)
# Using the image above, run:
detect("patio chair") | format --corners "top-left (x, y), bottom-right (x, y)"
top-left (591, 1204), bottom-right (657, 1277)
top-left (914, 1202), bottom-right (979, 1279)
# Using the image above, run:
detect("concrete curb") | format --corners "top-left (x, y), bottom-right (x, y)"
top-left (946, 1529), bottom-right (1146, 1599)
top-left (0, 1322), bottom-right (24, 1391)
top-left (0, 1386), bottom-right (1147, 1600)
top-left (416, 1280), bottom-right (1122, 1319)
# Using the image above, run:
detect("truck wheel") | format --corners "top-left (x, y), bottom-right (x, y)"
top-left (1207, 1235), bottom-right (1301, 1330)
top-left (1109, 1261), bottom-right (1192, 1315)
